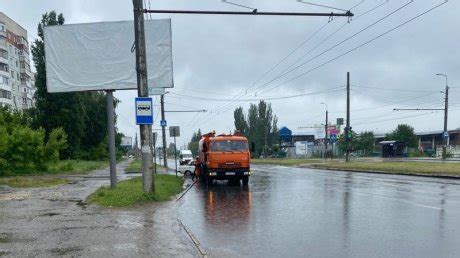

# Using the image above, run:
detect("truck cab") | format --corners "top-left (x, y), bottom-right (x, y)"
top-left (198, 131), bottom-right (251, 185)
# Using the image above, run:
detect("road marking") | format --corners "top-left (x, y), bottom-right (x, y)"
top-left (177, 219), bottom-right (207, 257)
top-left (353, 191), bottom-right (442, 210)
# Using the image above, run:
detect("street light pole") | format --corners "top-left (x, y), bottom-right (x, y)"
top-left (437, 73), bottom-right (449, 160)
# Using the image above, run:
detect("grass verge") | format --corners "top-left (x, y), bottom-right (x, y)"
top-left (125, 159), bottom-right (164, 173)
top-left (251, 158), bottom-right (329, 166)
top-left (0, 177), bottom-right (68, 188)
top-left (3, 160), bottom-right (108, 176)
top-left (310, 161), bottom-right (460, 177)
top-left (88, 174), bottom-right (183, 207)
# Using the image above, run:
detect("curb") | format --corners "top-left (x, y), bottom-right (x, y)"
top-left (178, 219), bottom-right (207, 257)
top-left (306, 165), bottom-right (460, 180)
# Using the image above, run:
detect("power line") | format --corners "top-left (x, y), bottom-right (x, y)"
top-left (257, 0), bottom-right (447, 96)
top-left (256, 0), bottom-right (415, 95)
top-left (169, 86), bottom-right (344, 102)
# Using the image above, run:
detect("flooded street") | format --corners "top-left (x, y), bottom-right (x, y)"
top-left (0, 161), bottom-right (196, 257)
top-left (1, 162), bottom-right (460, 257)
top-left (177, 164), bottom-right (460, 258)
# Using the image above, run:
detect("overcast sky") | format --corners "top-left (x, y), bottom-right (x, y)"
top-left (3, 0), bottom-right (459, 148)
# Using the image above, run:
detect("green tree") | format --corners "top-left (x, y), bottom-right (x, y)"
top-left (31, 11), bottom-right (84, 158)
top-left (386, 124), bottom-right (417, 148)
top-left (31, 11), bottom-right (114, 159)
top-left (234, 101), bottom-right (279, 157)
top-left (188, 129), bottom-right (202, 156)
top-left (234, 107), bottom-right (248, 136)
top-left (356, 131), bottom-right (375, 156)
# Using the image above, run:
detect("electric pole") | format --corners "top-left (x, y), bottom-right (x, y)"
top-left (133, 0), bottom-right (154, 193)
top-left (438, 73), bottom-right (449, 160)
top-left (346, 72), bottom-right (351, 162)
top-left (393, 73), bottom-right (449, 160)
top-left (321, 102), bottom-right (328, 159)
top-left (160, 94), bottom-right (168, 168)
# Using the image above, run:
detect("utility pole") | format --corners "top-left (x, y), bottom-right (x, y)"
top-left (321, 102), bottom-right (328, 159)
top-left (160, 94), bottom-right (168, 168)
top-left (133, 0), bottom-right (154, 193)
top-left (393, 73), bottom-right (449, 160)
top-left (438, 73), bottom-right (449, 160)
top-left (346, 72), bottom-right (351, 162)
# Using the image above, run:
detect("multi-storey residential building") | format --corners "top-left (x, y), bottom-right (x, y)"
top-left (0, 12), bottom-right (35, 110)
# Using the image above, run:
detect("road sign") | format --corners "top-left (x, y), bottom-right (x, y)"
top-left (135, 97), bottom-right (153, 125)
top-left (337, 118), bottom-right (344, 125)
top-left (330, 134), bottom-right (337, 142)
top-left (443, 131), bottom-right (449, 138)
top-left (160, 120), bottom-right (167, 127)
top-left (169, 126), bottom-right (180, 137)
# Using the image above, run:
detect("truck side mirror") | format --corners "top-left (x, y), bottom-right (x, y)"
top-left (203, 143), bottom-right (208, 152)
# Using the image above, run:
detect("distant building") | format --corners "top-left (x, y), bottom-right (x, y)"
top-left (0, 12), bottom-right (35, 110)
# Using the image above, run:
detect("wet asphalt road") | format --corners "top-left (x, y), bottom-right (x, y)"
top-left (177, 164), bottom-right (460, 258)
top-left (0, 160), bottom-right (197, 257)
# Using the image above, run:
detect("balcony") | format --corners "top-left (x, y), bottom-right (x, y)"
top-left (0, 38), bottom-right (6, 51)
top-left (20, 66), bottom-right (31, 78)
top-left (19, 55), bottom-right (30, 65)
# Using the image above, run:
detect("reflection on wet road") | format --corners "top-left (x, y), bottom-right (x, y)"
top-left (177, 165), bottom-right (460, 258)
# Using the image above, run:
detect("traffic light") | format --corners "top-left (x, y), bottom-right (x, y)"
top-left (348, 127), bottom-right (353, 138)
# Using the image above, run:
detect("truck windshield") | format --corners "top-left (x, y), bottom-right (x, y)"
top-left (210, 140), bottom-right (248, 152)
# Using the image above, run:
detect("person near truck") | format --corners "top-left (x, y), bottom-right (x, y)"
top-left (193, 157), bottom-right (202, 180)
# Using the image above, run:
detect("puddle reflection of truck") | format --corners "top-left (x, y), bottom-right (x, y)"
top-left (198, 131), bottom-right (251, 185)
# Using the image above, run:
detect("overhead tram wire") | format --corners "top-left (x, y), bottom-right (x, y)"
top-left (255, 0), bottom-right (448, 97)
top-left (205, 18), bottom-right (334, 117)
top-left (191, 86), bottom-right (345, 127)
top-left (238, 0), bottom-right (390, 101)
top-left (207, 0), bottom-right (374, 116)
top-left (256, 0), bottom-right (415, 96)
top-left (207, 0), bottom-right (393, 118)
top-left (351, 84), bottom-right (439, 93)
top-left (169, 86), bottom-right (345, 102)
top-left (200, 0), bottom-right (365, 118)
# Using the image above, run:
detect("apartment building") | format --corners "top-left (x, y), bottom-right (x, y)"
top-left (0, 12), bottom-right (35, 111)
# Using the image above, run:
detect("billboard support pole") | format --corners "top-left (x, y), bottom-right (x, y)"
top-left (106, 90), bottom-right (117, 188)
top-left (133, 0), bottom-right (154, 193)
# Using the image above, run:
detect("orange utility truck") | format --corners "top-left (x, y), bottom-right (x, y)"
top-left (198, 131), bottom-right (251, 185)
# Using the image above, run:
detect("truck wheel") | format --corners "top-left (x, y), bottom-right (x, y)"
top-left (242, 176), bottom-right (249, 186)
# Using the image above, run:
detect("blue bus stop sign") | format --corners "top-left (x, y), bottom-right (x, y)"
top-left (135, 97), bottom-right (153, 125)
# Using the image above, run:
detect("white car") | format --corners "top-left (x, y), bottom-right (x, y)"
top-left (177, 164), bottom-right (195, 177)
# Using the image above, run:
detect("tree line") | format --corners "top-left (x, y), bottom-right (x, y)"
top-left (234, 101), bottom-right (279, 157)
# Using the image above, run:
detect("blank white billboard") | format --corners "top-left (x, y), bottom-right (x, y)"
top-left (44, 19), bottom-right (173, 93)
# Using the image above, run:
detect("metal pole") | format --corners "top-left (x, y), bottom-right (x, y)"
top-left (161, 94), bottom-right (168, 168)
top-left (346, 72), bottom-right (351, 162)
top-left (133, 0), bottom-right (154, 193)
top-left (149, 131), bottom-right (156, 175)
top-left (106, 90), bottom-right (117, 188)
top-left (443, 81), bottom-right (449, 160)
top-left (153, 133), bottom-right (157, 174)
top-left (174, 135), bottom-right (178, 176)
top-left (325, 110), bottom-right (328, 159)
top-left (144, 9), bottom-right (354, 17)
